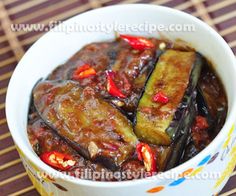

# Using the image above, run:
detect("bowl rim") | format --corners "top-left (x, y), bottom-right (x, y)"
top-left (6, 3), bottom-right (236, 188)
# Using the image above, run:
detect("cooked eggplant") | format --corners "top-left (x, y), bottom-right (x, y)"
top-left (197, 64), bottom-right (227, 137)
top-left (27, 117), bottom-right (115, 180)
top-left (33, 80), bottom-right (138, 170)
top-left (28, 118), bottom-right (85, 158)
top-left (47, 39), bottom-right (162, 120)
top-left (47, 42), bottom-right (119, 80)
top-left (165, 90), bottom-right (197, 170)
top-left (135, 50), bottom-right (203, 145)
top-left (178, 61), bottom-right (227, 163)
top-left (121, 159), bottom-right (146, 180)
top-left (180, 140), bottom-right (199, 163)
top-left (27, 37), bottom-right (228, 181)
top-left (196, 87), bottom-right (213, 125)
top-left (179, 86), bottom-right (217, 163)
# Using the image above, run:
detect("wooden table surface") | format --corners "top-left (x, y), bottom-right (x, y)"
top-left (0, 0), bottom-right (236, 195)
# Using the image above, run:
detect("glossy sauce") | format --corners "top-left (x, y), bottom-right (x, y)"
top-left (27, 37), bottom-right (227, 181)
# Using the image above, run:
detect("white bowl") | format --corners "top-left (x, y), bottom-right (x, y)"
top-left (6, 4), bottom-right (236, 196)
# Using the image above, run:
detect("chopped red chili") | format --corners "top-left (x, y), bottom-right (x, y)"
top-left (72, 64), bottom-right (96, 80)
top-left (119, 34), bottom-right (154, 50)
top-left (40, 151), bottom-right (76, 171)
top-left (191, 116), bottom-right (210, 149)
top-left (106, 70), bottom-right (126, 98)
top-left (195, 116), bottom-right (209, 130)
top-left (153, 92), bottom-right (169, 104)
top-left (136, 143), bottom-right (157, 175)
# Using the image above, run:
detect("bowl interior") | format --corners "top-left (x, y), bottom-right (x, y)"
top-left (6, 4), bottom-right (236, 186)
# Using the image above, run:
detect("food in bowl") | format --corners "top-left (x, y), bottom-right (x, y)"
top-left (27, 34), bottom-right (227, 181)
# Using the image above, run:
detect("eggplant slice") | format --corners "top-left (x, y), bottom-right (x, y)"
top-left (197, 64), bottom-right (227, 138)
top-left (165, 90), bottom-right (197, 170)
top-left (47, 39), bottom-right (162, 120)
top-left (28, 117), bottom-right (117, 181)
top-left (135, 50), bottom-right (203, 145)
top-left (196, 87), bottom-right (213, 125)
top-left (33, 80), bottom-right (138, 170)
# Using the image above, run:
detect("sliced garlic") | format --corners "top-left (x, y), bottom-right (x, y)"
top-left (67, 160), bottom-right (76, 166)
top-left (112, 99), bottom-right (124, 107)
top-left (88, 141), bottom-right (99, 158)
top-left (159, 42), bottom-right (166, 50)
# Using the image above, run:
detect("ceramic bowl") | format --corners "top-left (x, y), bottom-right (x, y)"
top-left (6, 4), bottom-right (236, 196)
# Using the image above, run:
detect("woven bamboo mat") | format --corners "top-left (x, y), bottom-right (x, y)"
top-left (0, 0), bottom-right (236, 195)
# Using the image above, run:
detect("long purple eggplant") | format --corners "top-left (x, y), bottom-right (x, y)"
top-left (135, 50), bottom-right (203, 145)
top-left (33, 80), bottom-right (138, 170)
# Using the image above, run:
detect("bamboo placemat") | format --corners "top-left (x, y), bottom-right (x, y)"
top-left (0, 0), bottom-right (235, 195)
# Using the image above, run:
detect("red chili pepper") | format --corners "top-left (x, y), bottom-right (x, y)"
top-left (136, 143), bottom-right (157, 175)
top-left (120, 34), bottom-right (154, 50)
top-left (195, 116), bottom-right (209, 129)
top-left (106, 70), bottom-right (126, 98)
top-left (72, 64), bottom-right (96, 80)
top-left (40, 151), bottom-right (76, 171)
top-left (191, 116), bottom-right (210, 148)
top-left (153, 92), bottom-right (169, 104)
